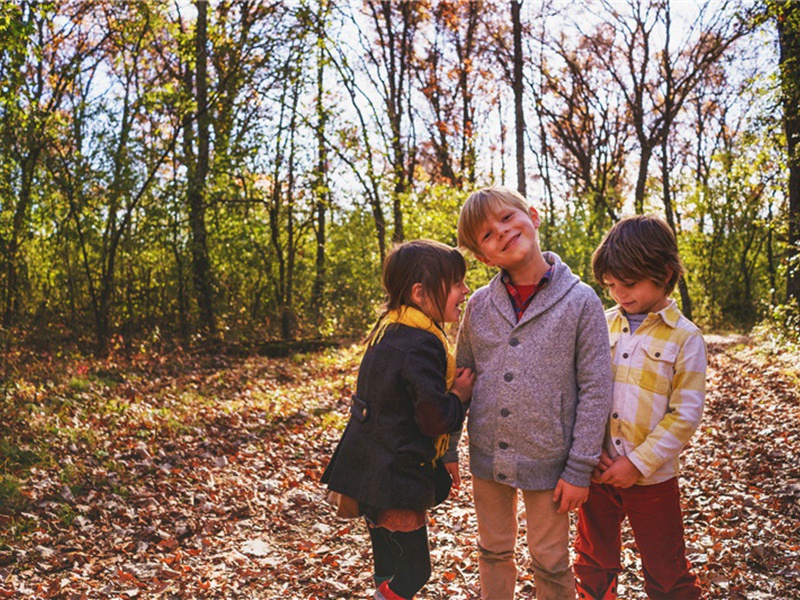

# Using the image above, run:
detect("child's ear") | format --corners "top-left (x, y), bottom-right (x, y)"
top-left (474, 254), bottom-right (496, 268)
top-left (410, 282), bottom-right (425, 306)
top-left (663, 267), bottom-right (674, 287)
top-left (529, 206), bottom-right (541, 228)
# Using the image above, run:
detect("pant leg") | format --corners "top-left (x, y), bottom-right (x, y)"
top-left (473, 476), bottom-right (519, 600)
top-left (621, 478), bottom-right (701, 600)
top-left (574, 482), bottom-right (625, 598)
top-left (520, 488), bottom-right (575, 600)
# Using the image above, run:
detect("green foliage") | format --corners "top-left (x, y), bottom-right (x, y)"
top-left (323, 208), bottom-right (383, 337)
top-left (542, 204), bottom-right (607, 299)
top-left (0, 474), bottom-right (25, 514)
top-left (403, 185), bottom-right (463, 247)
top-left (751, 299), bottom-right (800, 353)
top-left (0, 0), bottom-right (791, 350)
top-left (680, 114), bottom-right (786, 331)
top-left (0, 439), bottom-right (41, 473)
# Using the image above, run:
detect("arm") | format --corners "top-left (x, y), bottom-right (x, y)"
top-left (405, 334), bottom-right (468, 438)
top-left (626, 332), bottom-right (707, 479)
top-left (560, 294), bottom-right (613, 488)
top-left (442, 304), bottom-right (477, 465)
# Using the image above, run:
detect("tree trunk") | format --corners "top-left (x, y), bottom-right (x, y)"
top-left (3, 155), bottom-right (37, 326)
top-left (777, 1), bottom-right (800, 303)
top-left (311, 1), bottom-right (328, 328)
top-left (188, 0), bottom-right (216, 339)
top-left (511, 0), bottom-right (526, 196)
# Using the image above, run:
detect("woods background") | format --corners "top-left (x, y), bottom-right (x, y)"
top-left (0, 0), bottom-right (799, 355)
top-left (1, 2), bottom-right (800, 598)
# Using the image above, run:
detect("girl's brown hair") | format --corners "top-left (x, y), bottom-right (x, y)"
top-left (366, 239), bottom-right (466, 341)
top-left (592, 215), bottom-right (684, 293)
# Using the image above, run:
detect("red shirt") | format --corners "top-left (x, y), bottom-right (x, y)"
top-left (502, 264), bottom-right (554, 321)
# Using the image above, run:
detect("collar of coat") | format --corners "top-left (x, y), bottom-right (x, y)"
top-left (369, 305), bottom-right (455, 389)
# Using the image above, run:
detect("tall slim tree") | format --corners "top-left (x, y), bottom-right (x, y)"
top-left (185, 0), bottom-right (217, 339)
top-left (774, 1), bottom-right (800, 303)
top-left (511, 0), bottom-right (526, 196)
top-left (363, 1), bottom-right (426, 243)
top-left (310, 0), bottom-right (331, 326)
top-left (415, 0), bottom-right (486, 188)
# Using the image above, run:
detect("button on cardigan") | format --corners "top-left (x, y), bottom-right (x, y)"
top-left (455, 252), bottom-right (613, 490)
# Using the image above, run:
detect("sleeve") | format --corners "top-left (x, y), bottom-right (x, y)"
top-left (455, 299), bottom-right (476, 370)
top-left (561, 292), bottom-right (614, 487)
top-left (442, 301), bottom-right (477, 463)
top-left (403, 334), bottom-right (467, 439)
top-left (628, 331), bottom-right (707, 478)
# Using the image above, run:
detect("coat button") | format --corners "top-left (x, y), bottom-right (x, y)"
top-left (504, 372), bottom-right (514, 382)
top-left (499, 442), bottom-right (509, 449)
top-left (623, 327), bottom-right (628, 333)
top-left (615, 439), bottom-right (621, 445)
top-left (622, 353), bottom-right (629, 359)
top-left (612, 413), bottom-right (618, 419)
top-left (655, 352), bottom-right (661, 357)
top-left (509, 338), bottom-right (519, 347)
top-left (500, 408), bottom-right (511, 417)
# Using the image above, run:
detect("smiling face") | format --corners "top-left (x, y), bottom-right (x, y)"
top-left (474, 205), bottom-right (541, 273)
top-left (442, 279), bottom-right (470, 323)
top-left (414, 278), bottom-right (469, 324)
top-left (603, 274), bottom-right (670, 315)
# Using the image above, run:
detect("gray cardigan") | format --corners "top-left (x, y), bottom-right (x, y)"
top-left (454, 252), bottom-right (612, 489)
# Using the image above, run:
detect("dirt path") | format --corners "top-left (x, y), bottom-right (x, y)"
top-left (2, 336), bottom-right (798, 599)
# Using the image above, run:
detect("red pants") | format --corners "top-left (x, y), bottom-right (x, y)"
top-left (574, 478), bottom-right (701, 600)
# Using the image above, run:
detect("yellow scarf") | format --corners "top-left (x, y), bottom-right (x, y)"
top-left (369, 305), bottom-right (455, 460)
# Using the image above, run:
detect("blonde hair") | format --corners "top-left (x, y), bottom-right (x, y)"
top-left (457, 186), bottom-right (531, 256)
top-left (592, 215), bottom-right (685, 293)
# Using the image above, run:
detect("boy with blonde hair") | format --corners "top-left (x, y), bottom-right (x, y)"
top-left (455, 186), bottom-right (612, 600)
top-left (574, 215), bottom-right (707, 600)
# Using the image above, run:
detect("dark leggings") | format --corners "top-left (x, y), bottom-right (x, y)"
top-left (369, 525), bottom-right (431, 599)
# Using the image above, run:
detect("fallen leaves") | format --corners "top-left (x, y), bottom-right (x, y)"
top-left (0, 337), bottom-right (798, 598)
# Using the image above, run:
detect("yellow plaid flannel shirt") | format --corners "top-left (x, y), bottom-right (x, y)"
top-left (605, 299), bottom-right (707, 485)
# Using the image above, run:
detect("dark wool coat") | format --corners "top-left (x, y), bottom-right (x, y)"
top-left (321, 324), bottom-right (467, 511)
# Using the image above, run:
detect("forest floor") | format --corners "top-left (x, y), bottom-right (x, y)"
top-left (0, 334), bottom-right (798, 599)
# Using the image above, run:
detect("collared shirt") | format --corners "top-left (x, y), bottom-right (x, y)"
top-left (605, 299), bottom-right (707, 485)
top-left (501, 264), bottom-right (554, 321)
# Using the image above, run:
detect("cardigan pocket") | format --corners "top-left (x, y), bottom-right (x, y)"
top-left (350, 395), bottom-right (369, 422)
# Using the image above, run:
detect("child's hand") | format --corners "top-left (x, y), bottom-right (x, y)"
top-left (451, 367), bottom-right (475, 403)
top-left (591, 450), bottom-right (614, 483)
top-left (596, 455), bottom-right (641, 489)
top-left (444, 461), bottom-right (461, 493)
top-left (553, 479), bottom-right (588, 513)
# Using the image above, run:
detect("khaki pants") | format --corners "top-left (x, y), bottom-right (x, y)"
top-left (473, 476), bottom-right (575, 600)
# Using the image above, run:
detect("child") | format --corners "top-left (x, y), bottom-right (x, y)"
top-left (455, 186), bottom-right (613, 600)
top-left (574, 215), bottom-right (707, 600)
top-left (321, 239), bottom-right (475, 600)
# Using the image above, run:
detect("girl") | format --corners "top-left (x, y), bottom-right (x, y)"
top-left (321, 239), bottom-right (475, 600)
